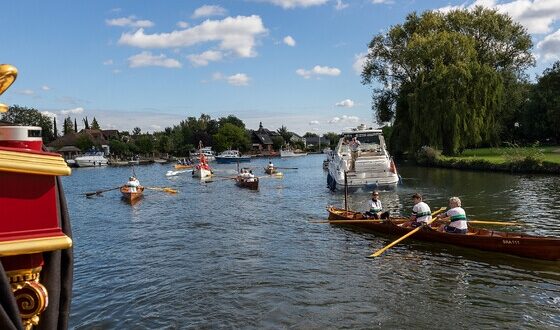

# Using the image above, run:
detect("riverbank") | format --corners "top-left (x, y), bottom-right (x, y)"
top-left (416, 146), bottom-right (560, 174)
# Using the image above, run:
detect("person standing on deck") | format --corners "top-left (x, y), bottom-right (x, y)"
top-left (437, 197), bottom-right (468, 234)
top-left (348, 137), bottom-right (361, 171)
top-left (364, 191), bottom-right (390, 219)
top-left (409, 193), bottom-right (431, 228)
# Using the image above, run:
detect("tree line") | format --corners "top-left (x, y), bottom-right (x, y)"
top-left (362, 6), bottom-right (560, 156)
top-left (1, 108), bottom-right (339, 157)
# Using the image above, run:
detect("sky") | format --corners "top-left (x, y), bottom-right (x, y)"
top-left (2, 0), bottom-right (560, 135)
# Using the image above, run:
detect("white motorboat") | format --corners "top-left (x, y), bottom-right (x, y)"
top-left (280, 147), bottom-right (307, 157)
top-left (215, 150), bottom-right (251, 164)
top-left (75, 151), bottom-right (108, 167)
top-left (327, 124), bottom-right (399, 191)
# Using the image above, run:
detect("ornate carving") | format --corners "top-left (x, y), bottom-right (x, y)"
top-left (6, 267), bottom-right (48, 330)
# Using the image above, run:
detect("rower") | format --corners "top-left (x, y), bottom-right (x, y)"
top-left (409, 193), bottom-right (431, 228)
top-left (364, 191), bottom-right (390, 219)
top-left (126, 176), bottom-right (140, 192)
top-left (267, 161), bottom-right (274, 170)
top-left (437, 197), bottom-right (468, 234)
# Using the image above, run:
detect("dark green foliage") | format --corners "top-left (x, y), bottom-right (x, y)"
top-left (362, 7), bottom-right (533, 155)
top-left (323, 132), bottom-right (340, 149)
top-left (271, 136), bottom-right (285, 150)
top-left (91, 117), bottom-right (100, 130)
top-left (109, 139), bottom-right (130, 156)
top-left (63, 117), bottom-right (73, 135)
top-left (212, 123), bottom-right (251, 152)
top-left (75, 135), bottom-right (95, 151)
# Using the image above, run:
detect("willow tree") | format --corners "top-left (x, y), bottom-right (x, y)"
top-left (362, 7), bottom-right (533, 155)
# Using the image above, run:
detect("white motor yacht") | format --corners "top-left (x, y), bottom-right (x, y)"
top-left (327, 124), bottom-right (399, 191)
top-left (75, 151), bottom-right (108, 167)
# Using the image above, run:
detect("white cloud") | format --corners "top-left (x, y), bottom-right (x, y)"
top-left (177, 21), bottom-right (190, 28)
top-left (296, 65), bottom-right (341, 79)
top-left (127, 51), bottom-right (182, 68)
top-left (537, 28), bottom-right (560, 60)
top-left (353, 52), bottom-right (367, 75)
top-left (41, 111), bottom-right (57, 119)
top-left (106, 16), bottom-right (154, 28)
top-left (113, 69), bottom-right (122, 74)
top-left (41, 85), bottom-right (50, 91)
top-left (328, 115), bottom-right (360, 124)
top-left (17, 89), bottom-right (35, 96)
top-left (60, 107), bottom-right (84, 115)
top-left (438, 0), bottom-right (560, 34)
top-left (192, 5), bottom-right (227, 18)
top-left (212, 72), bottom-right (224, 80)
top-left (187, 50), bottom-right (223, 67)
top-left (335, 0), bottom-right (349, 10)
top-left (309, 120), bottom-right (320, 125)
top-left (336, 99), bottom-right (355, 108)
top-left (118, 15), bottom-right (268, 58)
top-left (150, 124), bottom-right (162, 130)
top-left (371, 0), bottom-right (394, 4)
top-left (227, 73), bottom-right (250, 86)
top-left (283, 35), bottom-right (296, 46)
top-left (103, 59), bottom-right (114, 65)
top-left (262, 0), bottom-right (328, 9)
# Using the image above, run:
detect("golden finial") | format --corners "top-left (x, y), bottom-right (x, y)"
top-left (0, 64), bottom-right (18, 113)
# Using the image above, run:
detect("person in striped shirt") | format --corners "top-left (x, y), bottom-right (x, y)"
top-left (437, 197), bottom-right (468, 234)
top-left (364, 191), bottom-right (390, 219)
top-left (409, 193), bottom-right (431, 228)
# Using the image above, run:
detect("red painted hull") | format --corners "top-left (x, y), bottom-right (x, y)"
top-left (327, 207), bottom-right (560, 261)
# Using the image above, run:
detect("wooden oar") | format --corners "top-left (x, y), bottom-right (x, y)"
top-left (368, 207), bottom-right (446, 258)
top-left (275, 167), bottom-right (298, 169)
top-left (469, 220), bottom-right (520, 226)
top-left (145, 187), bottom-right (178, 194)
top-left (84, 186), bottom-right (122, 197)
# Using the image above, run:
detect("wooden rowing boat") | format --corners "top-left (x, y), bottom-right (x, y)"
top-left (120, 186), bottom-right (144, 203)
top-left (264, 166), bottom-right (276, 175)
top-left (326, 206), bottom-right (560, 261)
top-left (235, 176), bottom-right (259, 190)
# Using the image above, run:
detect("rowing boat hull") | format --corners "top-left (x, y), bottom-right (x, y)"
top-left (327, 206), bottom-right (560, 261)
top-left (120, 186), bottom-right (144, 203)
top-left (264, 167), bottom-right (276, 175)
top-left (235, 177), bottom-right (259, 190)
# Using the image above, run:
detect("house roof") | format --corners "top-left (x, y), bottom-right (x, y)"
top-left (48, 129), bottom-right (107, 149)
top-left (57, 146), bottom-right (81, 152)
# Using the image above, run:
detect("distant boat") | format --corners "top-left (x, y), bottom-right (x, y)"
top-left (75, 151), bottom-right (108, 167)
top-left (192, 142), bottom-right (213, 179)
top-left (280, 147), bottom-right (307, 157)
top-left (215, 150), bottom-right (251, 164)
top-left (235, 168), bottom-right (259, 190)
top-left (191, 147), bottom-right (216, 162)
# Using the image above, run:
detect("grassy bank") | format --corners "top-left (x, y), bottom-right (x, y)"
top-left (416, 145), bottom-right (560, 174)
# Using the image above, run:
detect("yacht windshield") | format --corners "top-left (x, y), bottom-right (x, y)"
top-left (340, 133), bottom-right (382, 152)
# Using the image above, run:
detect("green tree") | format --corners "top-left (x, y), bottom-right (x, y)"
top-left (109, 139), bottom-right (130, 156)
top-left (134, 135), bottom-right (154, 154)
top-left (1, 105), bottom-right (55, 142)
top-left (83, 117), bottom-right (89, 129)
top-left (132, 127), bottom-right (141, 136)
top-left (362, 7), bottom-right (533, 155)
top-left (212, 123), bottom-right (251, 152)
top-left (218, 115), bottom-right (245, 129)
top-left (323, 132), bottom-right (340, 149)
top-left (271, 136), bottom-right (285, 150)
top-left (53, 117), bottom-right (58, 138)
top-left (277, 125), bottom-right (292, 145)
top-left (91, 117), bottom-right (100, 130)
top-left (74, 118), bottom-right (78, 132)
top-left (303, 132), bottom-right (318, 138)
top-left (75, 135), bottom-right (95, 151)
top-left (63, 117), bottom-right (74, 135)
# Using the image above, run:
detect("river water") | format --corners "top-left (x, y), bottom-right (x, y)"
top-left (64, 154), bottom-right (560, 329)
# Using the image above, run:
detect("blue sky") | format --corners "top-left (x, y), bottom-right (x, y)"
top-left (2, 0), bottom-right (560, 135)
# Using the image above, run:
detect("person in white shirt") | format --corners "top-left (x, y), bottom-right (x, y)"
top-left (267, 161), bottom-right (274, 169)
top-left (125, 176), bottom-right (140, 193)
top-left (364, 191), bottom-right (390, 219)
top-left (409, 193), bottom-right (431, 228)
top-left (437, 197), bottom-right (468, 234)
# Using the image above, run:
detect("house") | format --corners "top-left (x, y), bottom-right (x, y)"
top-left (304, 136), bottom-right (330, 149)
top-left (48, 129), bottom-right (109, 153)
top-left (288, 132), bottom-right (303, 144)
top-left (55, 146), bottom-right (81, 160)
top-left (249, 122), bottom-right (279, 154)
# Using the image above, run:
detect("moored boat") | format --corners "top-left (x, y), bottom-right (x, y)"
top-left (215, 150), bottom-right (251, 164)
top-left (120, 186), bottom-right (144, 203)
top-left (327, 124), bottom-right (398, 191)
top-left (280, 147), bottom-right (307, 157)
top-left (75, 151), bottom-right (108, 167)
top-left (326, 206), bottom-right (560, 261)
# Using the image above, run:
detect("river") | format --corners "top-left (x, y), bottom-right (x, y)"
top-left (64, 154), bottom-right (560, 328)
